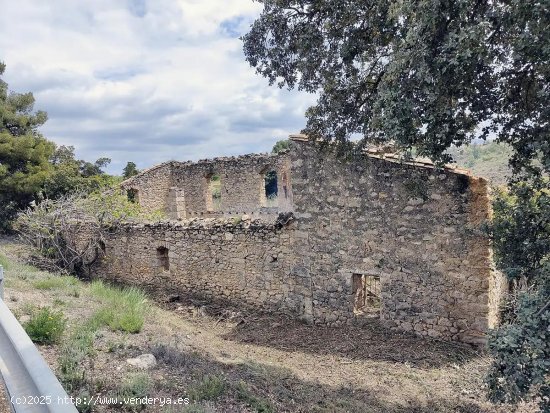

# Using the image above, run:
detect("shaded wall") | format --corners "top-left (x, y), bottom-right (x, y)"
top-left (96, 221), bottom-right (305, 314)
top-left (289, 140), bottom-right (501, 345)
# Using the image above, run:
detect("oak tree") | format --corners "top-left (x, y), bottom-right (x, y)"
top-left (243, 0), bottom-right (549, 176)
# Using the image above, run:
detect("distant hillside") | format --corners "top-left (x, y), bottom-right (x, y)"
top-left (447, 142), bottom-right (512, 186)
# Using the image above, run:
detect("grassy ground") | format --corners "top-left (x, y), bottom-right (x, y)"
top-left (0, 237), bottom-right (536, 413)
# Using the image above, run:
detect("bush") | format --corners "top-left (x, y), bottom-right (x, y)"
top-left (0, 253), bottom-right (10, 270)
top-left (113, 373), bottom-right (151, 411)
top-left (487, 179), bottom-right (550, 411)
top-left (58, 323), bottom-right (97, 391)
top-left (492, 181), bottom-right (550, 286)
top-left (487, 276), bottom-right (549, 409)
top-left (187, 375), bottom-right (226, 402)
top-left (236, 381), bottom-right (275, 413)
top-left (58, 347), bottom-right (87, 391)
top-left (24, 307), bottom-right (66, 344)
top-left (14, 190), bottom-right (164, 275)
top-left (74, 390), bottom-right (93, 413)
top-left (151, 344), bottom-right (189, 368)
top-left (115, 373), bottom-right (151, 400)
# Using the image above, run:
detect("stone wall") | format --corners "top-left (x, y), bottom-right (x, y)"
top-left (170, 154), bottom-right (293, 217)
top-left (95, 219), bottom-right (304, 314)
top-left (89, 137), bottom-right (503, 346)
top-left (121, 162), bottom-right (175, 216)
top-left (288, 139), bottom-right (501, 345)
top-left (120, 153), bottom-right (293, 220)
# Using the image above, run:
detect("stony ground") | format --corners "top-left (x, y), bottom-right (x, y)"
top-left (0, 381), bottom-right (9, 413)
top-left (0, 237), bottom-right (537, 413)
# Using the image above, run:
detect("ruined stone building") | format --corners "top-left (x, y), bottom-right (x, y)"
top-left (90, 135), bottom-right (506, 346)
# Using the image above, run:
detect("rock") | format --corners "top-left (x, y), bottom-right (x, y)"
top-left (407, 198), bottom-right (424, 206)
top-left (167, 295), bottom-right (180, 303)
top-left (126, 354), bottom-right (157, 370)
top-left (19, 315), bottom-right (31, 324)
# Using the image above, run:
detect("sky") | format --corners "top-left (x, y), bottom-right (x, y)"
top-left (0, 0), bottom-right (316, 174)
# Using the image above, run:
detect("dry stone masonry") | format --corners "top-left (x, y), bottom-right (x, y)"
top-left (91, 136), bottom-right (505, 346)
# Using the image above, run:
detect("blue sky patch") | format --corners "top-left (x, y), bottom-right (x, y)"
top-left (220, 16), bottom-right (246, 38)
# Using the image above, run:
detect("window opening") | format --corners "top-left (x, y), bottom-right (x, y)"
top-left (353, 274), bottom-right (381, 316)
top-left (127, 188), bottom-right (139, 203)
top-left (263, 170), bottom-right (278, 207)
top-left (157, 246), bottom-right (169, 271)
top-left (207, 174), bottom-right (221, 211)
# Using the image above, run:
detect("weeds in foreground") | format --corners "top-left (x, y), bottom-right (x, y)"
top-left (236, 381), bottom-right (275, 413)
top-left (24, 306), bottom-right (66, 344)
top-left (57, 280), bottom-right (148, 407)
top-left (0, 253), bottom-right (10, 270)
top-left (33, 275), bottom-right (78, 290)
top-left (116, 373), bottom-right (152, 398)
top-left (111, 373), bottom-right (152, 411)
top-left (58, 320), bottom-right (97, 392)
top-left (187, 375), bottom-right (226, 402)
top-left (151, 343), bottom-right (189, 368)
top-left (89, 280), bottom-right (147, 333)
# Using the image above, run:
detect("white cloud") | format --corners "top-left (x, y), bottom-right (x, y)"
top-left (0, 0), bottom-right (316, 173)
top-left (175, 0), bottom-right (262, 36)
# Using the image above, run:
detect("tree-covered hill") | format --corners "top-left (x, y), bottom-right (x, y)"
top-left (448, 142), bottom-right (512, 187)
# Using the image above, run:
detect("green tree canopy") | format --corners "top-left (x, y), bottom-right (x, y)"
top-left (44, 146), bottom-right (117, 199)
top-left (0, 63), bottom-right (54, 228)
top-left (271, 139), bottom-right (290, 154)
top-left (0, 62), bottom-right (116, 230)
top-left (122, 161), bottom-right (139, 179)
top-left (243, 0), bottom-right (549, 176)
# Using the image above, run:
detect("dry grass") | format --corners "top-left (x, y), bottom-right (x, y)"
top-left (0, 237), bottom-right (537, 413)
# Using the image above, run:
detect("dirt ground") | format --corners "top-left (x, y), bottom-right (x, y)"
top-left (0, 380), bottom-right (9, 413)
top-left (0, 237), bottom-right (537, 413)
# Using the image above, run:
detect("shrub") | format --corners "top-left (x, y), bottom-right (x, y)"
top-left (235, 381), bottom-right (275, 413)
top-left (113, 373), bottom-right (151, 411)
top-left (24, 307), bottom-right (66, 344)
top-left (0, 253), bottom-right (10, 270)
top-left (487, 278), bottom-right (549, 408)
top-left (58, 319), bottom-right (98, 392)
top-left (117, 373), bottom-right (151, 398)
top-left (74, 390), bottom-right (93, 413)
top-left (487, 180), bottom-right (550, 411)
top-left (187, 375), bottom-right (226, 402)
top-left (14, 190), bottom-right (165, 275)
top-left (151, 344), bottom-right (188, 368)
top-left (58, 345), bottom-right (88, 391)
